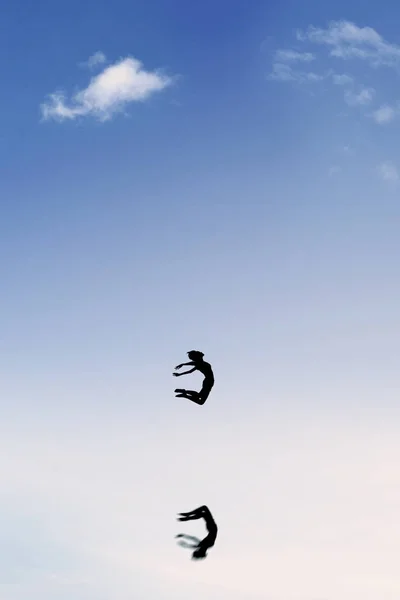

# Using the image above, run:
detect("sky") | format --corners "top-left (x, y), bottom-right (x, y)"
top-left (1, 0), bottom-right (400, 598)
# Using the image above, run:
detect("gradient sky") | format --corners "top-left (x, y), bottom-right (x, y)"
top-left (1, 0), bottom-right (400, 598)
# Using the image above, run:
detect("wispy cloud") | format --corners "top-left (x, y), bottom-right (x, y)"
top-left (268, 64), bottom-right (324, 83)
top-left (81, 51), bottom-right (107, 70)
top-left (297, 20), bottom-right (400, 67)
top-left (268, 46), bottom-right (323, 84)
top-left (268, 63), bottom-right (296, 82)
top-left (377, 161), bottom-right (399, 183)
top-left (372, 104), bottom-right (397, 124)
top-left (268, 61), bottom-right (324, 84)
top-left (331, 74), bottom-right (374, 109)
top-left (332, 73), bottom-right (353, 85)
top-left (41, 56), bottom-right (174, 122)
top-left (274, 49), bottom-right (315, 62)
top-left (344, 87), bottom-right (375, 106)
top-left (269, 21), bottom-right (400, 125)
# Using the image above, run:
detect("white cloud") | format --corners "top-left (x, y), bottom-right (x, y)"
top-left (372, 104), bottom-right (396, 124)
top-left (269, 22), bottom-right (400, 125)
top-left (81, 51), bottom-right (107, 69)
top-left (332, 73), bottom-right (353, 85)
top-left (377, 161), bottom-right (399, 182)
top-left (268, 62), bottom-right (323, 83)
top-left (344, 87), bottom-right (374, 106)
top-left (268, 62), bottom-right (296, 82)
top-left (274, 49), bottom-right (315, 62)
top-left (297, 20), bottom-right (400, 67)
top-left (41, 56), bottom-right (174, 122)
top-left (306, 72), bottom-right (324, 81)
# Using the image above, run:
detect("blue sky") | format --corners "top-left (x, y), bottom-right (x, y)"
top-left (1, 0), bottom-right (400, 598)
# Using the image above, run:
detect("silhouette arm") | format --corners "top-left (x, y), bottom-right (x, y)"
top-left (174, 361), bottom-right (195, 369)
top-left (174, 361), bottom-right (196, 376)
top-left (175, 367), bottom-right (196, 376)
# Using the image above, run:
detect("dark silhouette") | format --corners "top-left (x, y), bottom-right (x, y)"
top-left (176, 505), bottom-right (218, 560)
top-left (173, 350), bottom-right (214, 405)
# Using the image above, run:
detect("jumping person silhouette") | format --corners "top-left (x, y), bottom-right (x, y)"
top-left (173, 350), bottom-right (214, 405)
top-left (175, 505), bottom-right (218, 560)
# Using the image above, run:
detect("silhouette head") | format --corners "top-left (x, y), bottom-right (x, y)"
top-left (192, 547), bottom-right (207, 560)
top-left (187, 350), bottom-right (204, 361)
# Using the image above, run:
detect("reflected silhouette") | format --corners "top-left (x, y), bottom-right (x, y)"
top-left (175, 534), bottom-right (201, 549)
top-left (173, 350), bottom-right (214, 405)
top-left (176, 505), bottom-right (218, 560)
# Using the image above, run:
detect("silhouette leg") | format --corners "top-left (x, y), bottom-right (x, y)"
top-left (185, 391), bottom-right (205, 405)
top-left (176, 538), bottom-right (200, 549)
top-left (178, 507), bottom-right (205, 521)
top-left (175, 389), bottom-right (195, 399)
top-left (175, 389), bottom-right (204, 405)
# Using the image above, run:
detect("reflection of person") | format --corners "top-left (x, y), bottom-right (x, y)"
top-left (173, 350), bottom-right (214, 405)
top-left (176, 505), bottom-right (218, 560)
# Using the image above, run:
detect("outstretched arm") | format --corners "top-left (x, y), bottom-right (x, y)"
top-left (174, 361), bottom-right (195, 369)
top-left (173, 367), bottom-right (196, 377)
